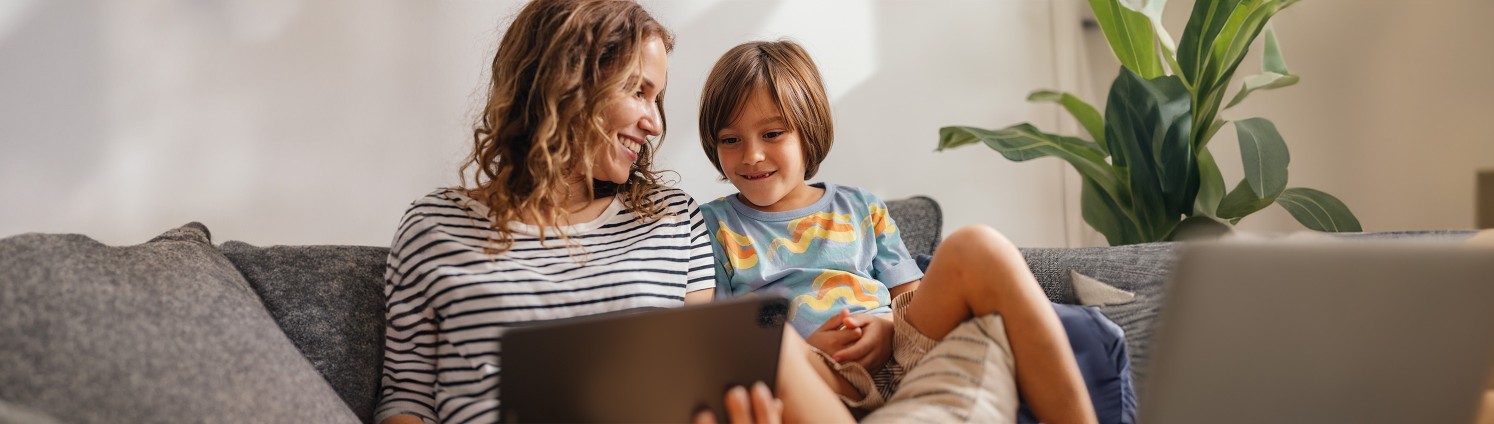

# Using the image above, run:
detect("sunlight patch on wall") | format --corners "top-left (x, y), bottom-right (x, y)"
top-left (0, 0), bottom-right (39, 42)
top-left (756, 1), bottom-right (876, 101)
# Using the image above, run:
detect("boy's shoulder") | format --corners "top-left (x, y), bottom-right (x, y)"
top-left (699, 194), bottom-right (735, 220)
top-left (824, 183), bottom-right (882, 205)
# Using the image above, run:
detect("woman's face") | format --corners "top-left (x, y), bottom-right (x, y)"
top-left (593, 36), bottom-right (668, 185)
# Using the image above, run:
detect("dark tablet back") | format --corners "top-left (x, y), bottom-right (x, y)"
top-left (501, 295), bottom-right (789, 423)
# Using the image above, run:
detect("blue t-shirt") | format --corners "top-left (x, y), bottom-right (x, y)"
top-left (701, 183), bottom-right (924, 336)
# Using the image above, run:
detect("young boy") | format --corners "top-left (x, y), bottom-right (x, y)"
top-left (697, 39), bottom-right (1097, 423)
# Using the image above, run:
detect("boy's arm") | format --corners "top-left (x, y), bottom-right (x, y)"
top-left (699, 203), bottom-right (737, 301)
top-left (865, 194), bottom-right (924, 295)
top-left (830, 193), bottom-right (922, 370)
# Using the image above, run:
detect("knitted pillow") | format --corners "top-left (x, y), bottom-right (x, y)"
top-left (0, 223), bottom-right (358, 423)
top-left (221, 242), bottom-right (388, 423)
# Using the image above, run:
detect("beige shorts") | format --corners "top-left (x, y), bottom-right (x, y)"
top-left (810, 290), bottom-right (1021, 422)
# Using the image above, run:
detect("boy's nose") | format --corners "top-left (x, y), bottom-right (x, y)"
top-left (741, 141), bottom-right (765, 164)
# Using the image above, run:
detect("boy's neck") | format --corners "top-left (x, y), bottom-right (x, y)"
top-left (738, 183), bottom-right (826, 213)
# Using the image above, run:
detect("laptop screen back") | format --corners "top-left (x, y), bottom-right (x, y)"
top-left (1142, 242), bottom-right (1494, 424)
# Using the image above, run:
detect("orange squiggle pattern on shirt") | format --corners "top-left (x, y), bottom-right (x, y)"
top-left (715, 222), bottom-right (758, 273)
top-left (790, 270), bottom-right (882, 315)
top-left (861, 203), bottom-right (897, 238)
top-left (768, 212), bottom-right (858, 257)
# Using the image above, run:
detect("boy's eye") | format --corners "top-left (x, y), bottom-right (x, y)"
top-left (764, 131), bottom-right (783, 139)
top-left (718, 137), bottom-right (740, 145)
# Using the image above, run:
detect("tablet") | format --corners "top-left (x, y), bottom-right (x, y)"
top-left (501, 295), bottom-right (789, 423)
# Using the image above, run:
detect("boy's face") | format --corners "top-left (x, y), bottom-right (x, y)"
top-left (594, 36), bottom-right (668, 184)
top-left (714, 86), bottom-right (820, 212)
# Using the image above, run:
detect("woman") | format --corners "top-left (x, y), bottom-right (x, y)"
top-left (374, 1), bottom-right (845, 423)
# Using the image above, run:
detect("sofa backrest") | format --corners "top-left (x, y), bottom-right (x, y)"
top-left (220, 195), bottom-right (947, 420)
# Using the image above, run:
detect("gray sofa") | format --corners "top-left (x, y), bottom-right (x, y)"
top-left (0, 197), bottom-right (1472, 423)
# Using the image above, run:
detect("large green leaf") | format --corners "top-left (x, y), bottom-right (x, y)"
top-left (938, 124), bottom-right (1121, 196)
top-left (1127, 0), bottom-right (1176, 54)
top-left (1193, 145), bottom-right (1225, 217)
top-left (1234, 118), bottom-right (1289, 199)
top-left (1029, 90), bottom-right (1108, 152)
top-left (1088, 0), bottom-right (1165, 79)
top-left (1179, 0), bottom-right (1296, 150)
top-left (939, 124), bottom-right (1131, 226)
top-left (1226, 26), bottom-right (1300, 108)
top-left (1216, 179), bottom-right (1275, 223)
top-left (1276, 187), bottom-right (1362, 232)
top-left (1177, 0), bottom-right (1244, 87)
top-left (1081, 176), bottom-right (1144, 246)
top-left (1104, 67), bottom-right (1187, 240)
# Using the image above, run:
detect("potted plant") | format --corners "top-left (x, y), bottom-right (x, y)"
top-left (938, 0), bottom-right (1359, 246)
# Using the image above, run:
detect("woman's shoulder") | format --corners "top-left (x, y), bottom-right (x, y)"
top-left (402, 188), bottom-right (485, 220)
top-left (641, 186), bottom-right (700, 216)
top-left (392, 188), bottom-right (489, 242)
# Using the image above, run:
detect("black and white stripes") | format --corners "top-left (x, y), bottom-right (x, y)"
top-left (375, 187), bottom-right (714, 424)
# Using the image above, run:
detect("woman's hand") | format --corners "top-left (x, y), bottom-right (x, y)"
top-left (832, 313), bottom-right (894, 374)
top-left (693, 381), bottom-right (783, 424)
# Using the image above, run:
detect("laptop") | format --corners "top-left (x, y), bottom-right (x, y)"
top-left (501, 295), bottom-right (789, 423)
top-left (1141, 241), bottom-right (1494, 424)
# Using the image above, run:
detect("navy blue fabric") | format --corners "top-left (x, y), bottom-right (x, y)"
top-left (914, 254), bottom-right (1136, 423)
top-left (1015, 303), bottom-right (1137, 424)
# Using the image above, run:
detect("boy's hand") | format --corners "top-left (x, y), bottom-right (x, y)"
top-left (832, 313), bottom-right (894, 374)
top-left (804, 309), bottom-right (861, 356)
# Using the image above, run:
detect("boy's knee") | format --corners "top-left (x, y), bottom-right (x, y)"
top-left (943, 225), bottom-right (1019, 259)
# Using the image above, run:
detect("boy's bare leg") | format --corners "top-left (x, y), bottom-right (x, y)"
top-left (776, 328), bottom-right (856, 423)
top-left (900, 225), bottom-right (1097, 424)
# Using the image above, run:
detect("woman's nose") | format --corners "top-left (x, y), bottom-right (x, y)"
top-left (640, 103), bottom-right (662, 136)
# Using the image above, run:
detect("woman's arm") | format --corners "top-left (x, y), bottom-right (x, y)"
top-left (685, 289), bottom-right (714, 305)
top-left (379, 415), bottom-right (425, 424)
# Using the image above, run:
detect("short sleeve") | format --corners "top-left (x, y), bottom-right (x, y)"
top-left (375, 210), bottom-right (441, 423)
top-left (700, 203), bottom-right (736, 299)
top-left (866, 193), bottom-right (924, 288)
top-left (683, 196), bottom-right (716, 294)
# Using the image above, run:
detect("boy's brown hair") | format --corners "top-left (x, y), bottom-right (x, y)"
top-left (698, 40), bottom-right (833, 180)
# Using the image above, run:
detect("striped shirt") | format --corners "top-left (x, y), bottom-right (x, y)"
top-left (375, 187), bottom-right (715, 424)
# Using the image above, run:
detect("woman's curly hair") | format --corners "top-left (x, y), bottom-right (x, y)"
top-left (459, 0), bottom-right (675, 253)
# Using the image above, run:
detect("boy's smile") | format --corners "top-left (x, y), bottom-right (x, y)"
top-left (715, 87), bottom-right (823, 212)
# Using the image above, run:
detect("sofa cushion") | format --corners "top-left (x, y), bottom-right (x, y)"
top-left (0, 223), bottom-right (359, 423)
top-left (0, 400), bottom-right (62, 424)
top-left (221, 242), bottom-right (387, 423)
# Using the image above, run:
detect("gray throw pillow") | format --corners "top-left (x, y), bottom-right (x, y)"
top-left (220, 242), bottom-right (387, 423)
top-left (0, 223), bottom-right (358, 423)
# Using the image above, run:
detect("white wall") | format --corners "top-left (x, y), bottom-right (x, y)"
top-left (0, 0), bottom-right (1081, 247)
